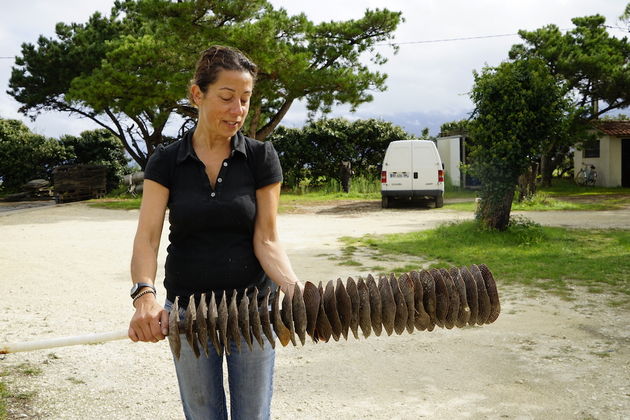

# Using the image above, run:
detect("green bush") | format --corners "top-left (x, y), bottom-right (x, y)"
top-left (271, 118), bottom-right (412, 189)
top-left (0, 119), bottom-right (69, 192)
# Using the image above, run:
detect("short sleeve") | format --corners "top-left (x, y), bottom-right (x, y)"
top-left (254, 141), bottom-right (283, 189)
top-left (144, 145), bottom-right (172, 188)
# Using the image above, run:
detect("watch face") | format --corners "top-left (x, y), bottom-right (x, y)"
top-left (131, 283), bottom-right (154, 298)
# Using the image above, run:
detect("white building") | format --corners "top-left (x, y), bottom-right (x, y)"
top-left (574, 121), bottom-right (630, 187)
top-left (436, 135), bottom-right (479, 188)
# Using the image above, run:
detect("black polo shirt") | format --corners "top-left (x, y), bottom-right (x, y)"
top-left (143, 128), bottom-right (282, 303)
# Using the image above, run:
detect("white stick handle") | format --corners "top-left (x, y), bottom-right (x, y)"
top-left (1, 330), bottom-right (130, 355)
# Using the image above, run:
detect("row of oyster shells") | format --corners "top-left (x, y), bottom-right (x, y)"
top-left (168, 264), bottom-right (500, 359)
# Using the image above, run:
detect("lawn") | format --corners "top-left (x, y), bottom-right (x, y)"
top-left (444, 191), bottom-right (630, 212)
top-left (340, 219), bottom-right (630, 306)
top-left (86, 177), bottom-right (630, 212)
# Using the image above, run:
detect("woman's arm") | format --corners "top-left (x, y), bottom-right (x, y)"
top-left (128, 179), bottom-right (170, 343)
top-left (253, 182), bottom-right (301, 296)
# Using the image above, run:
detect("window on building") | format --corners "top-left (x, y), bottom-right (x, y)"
top-left (583, 140), bottom-right (600, 158)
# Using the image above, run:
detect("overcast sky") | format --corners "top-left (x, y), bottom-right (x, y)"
top-left (1, 0), bottom-right (628, 138)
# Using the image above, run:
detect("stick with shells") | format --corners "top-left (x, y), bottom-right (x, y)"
top-left (168, 264), bottom-right (500, 359)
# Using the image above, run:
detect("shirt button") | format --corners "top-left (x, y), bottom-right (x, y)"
top-left (210, 192), bottom-right (216, 198)
top-left (217, 177), bottom-right (222, 183)
top-left (223, 162), bottom-right (228, 167)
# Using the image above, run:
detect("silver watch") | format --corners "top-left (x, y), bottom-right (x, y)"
top-left (130, 282), bottom-right (156, 299)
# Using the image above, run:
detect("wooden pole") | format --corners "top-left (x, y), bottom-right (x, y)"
top-left (1, 330), bottom-right (129, 355)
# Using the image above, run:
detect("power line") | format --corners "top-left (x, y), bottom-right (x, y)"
top-left (1, 26), bottom-right (626, 57)
top-left (378, 25), bottom-right (627, 47)
top-left (377, 32), bottom-right (521, 46)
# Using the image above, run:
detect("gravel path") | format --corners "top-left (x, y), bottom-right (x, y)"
top-left (0, 202), bottom-right (628, 419)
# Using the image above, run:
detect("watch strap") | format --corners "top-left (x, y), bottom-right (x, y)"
top-left (130, 282), bottom-right (156, 299)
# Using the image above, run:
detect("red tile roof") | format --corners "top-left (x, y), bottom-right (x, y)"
top-left (591, 120), bottom-right (630, 136)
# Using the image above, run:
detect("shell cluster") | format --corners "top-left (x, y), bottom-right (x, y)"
top-left (168, 264), bottom-right (500, 359)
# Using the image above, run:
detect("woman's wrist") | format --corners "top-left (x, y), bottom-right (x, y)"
top-left (132, 289), bottom-right (157, 308)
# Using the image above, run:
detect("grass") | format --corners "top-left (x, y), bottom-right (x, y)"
top-left (444, 191), bottom-right (630, 212)
top-left (340, 218), bottom-right (630, 303)
top-left (86, 175), bottom-right (630, 212)
top-left (15, 364), bottom-right (42, 377)
top-left (539, 178), bottom-right (630, 196)
top-left (87, 197), bottom-right (142, 210)
top-left (0, 381), bottom-right (7, 420)
top-left (0, 362), bottom-right (42, 420)
top-left (87, 176), bottom-right (382, 211)
top-left (88, 189), bottom-right (628, 212)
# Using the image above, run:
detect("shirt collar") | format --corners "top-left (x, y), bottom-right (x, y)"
top-left (176, 128), bottom-right (248, 164)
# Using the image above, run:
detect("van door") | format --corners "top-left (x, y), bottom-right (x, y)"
top-left (411, 142), bottom-right (439, 190)
top-left (383, 142), bottom-right (412, 192)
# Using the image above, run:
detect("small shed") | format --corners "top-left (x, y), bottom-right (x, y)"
top-left (574, 121), bottom-right (630, 187)
top-left (53, 164), bottom-right (108, 203)
top-left (436, 135), bottom-right (480, 188)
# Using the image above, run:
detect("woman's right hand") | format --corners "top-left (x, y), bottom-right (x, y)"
top-left (128, 293), bottom-right (169, 343)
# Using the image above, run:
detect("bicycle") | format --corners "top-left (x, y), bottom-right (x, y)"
top-left (575, 163), bottom-right (597, 186)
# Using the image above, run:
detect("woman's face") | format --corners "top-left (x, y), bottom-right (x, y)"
top-left (193, 69), bottom-right (254, 139)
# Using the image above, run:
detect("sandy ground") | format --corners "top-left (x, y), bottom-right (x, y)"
top-left (0, 201), bottom-right (628, 419)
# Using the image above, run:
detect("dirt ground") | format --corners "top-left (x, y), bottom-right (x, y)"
top-left (0, 201), bottom-right (628, 419)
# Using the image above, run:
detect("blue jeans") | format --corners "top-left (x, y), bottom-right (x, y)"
top-left (165, 299), bottom-right (275, 420)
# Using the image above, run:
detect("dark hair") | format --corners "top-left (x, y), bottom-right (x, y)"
top-left (189, 45), bottom-right (257, 104)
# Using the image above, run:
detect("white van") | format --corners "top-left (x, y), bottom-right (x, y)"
top-left (380, 140), bottom-right (445, 208)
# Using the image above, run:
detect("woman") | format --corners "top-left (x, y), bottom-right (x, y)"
top-left (128, 45), bottom-right (300, 420)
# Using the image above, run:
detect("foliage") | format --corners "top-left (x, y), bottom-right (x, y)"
top-left (269, 117), bottom-right (411, 188)
top-left (510, 14), bottom-right (630, 117)
top-left (342, 220), bottom-right (630, 301)
top-left (59, 129), bottom-right (131, 191)
top-left (508, 13), bottom-right (630, 185)
top-left (468, 58), bottom-right (573, 230)
top-left (0, 119), bottom-right (68, 191)
top-left (623, 2), bottom-right (630, 30)
top-left (439, 119), bottom-right (471, 137)
top-left (9, 0), bottom-right (402, 169)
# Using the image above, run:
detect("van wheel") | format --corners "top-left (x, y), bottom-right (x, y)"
top-left (435, 194), bottom-right (444, 208)
top-left (382, 196), bottom-right (390, 208)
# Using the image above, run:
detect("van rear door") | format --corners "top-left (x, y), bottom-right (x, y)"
top-left (412, 141), bottom-right (441, 191)
top-left (382, 141), bottom-right (412, 192)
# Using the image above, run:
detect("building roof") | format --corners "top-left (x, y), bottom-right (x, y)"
top-left (591, 120), bottom-right (630, 136)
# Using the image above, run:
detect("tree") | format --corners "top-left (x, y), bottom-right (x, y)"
top-left (345, 118), bottom-right (412, 179)
top-left (511, 15), bottom-right (630, 117)
top-left (9, 0), bottom-right (402, 169)
top-left (509, 13), bottom-right (630, 185)
top-left (621, 2), bottom-right (630, 31)
top-left (0, 119), bottom-right (68, 191)
top-left (269, 118), bottom-right (411, 188)
top-left (468, 59), bottom-right (571, 230)
top-left (59, 129), bottom-right (131, 191)
top-left (439, 119), bottom-right (471, 137)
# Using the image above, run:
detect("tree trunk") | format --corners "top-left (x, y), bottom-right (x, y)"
top-left (540, 151), bottom-right (555, 187)
top-left (476, 186), bottom-right (515, 231)
top-left (516, 162), bottom-right (538, 201)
